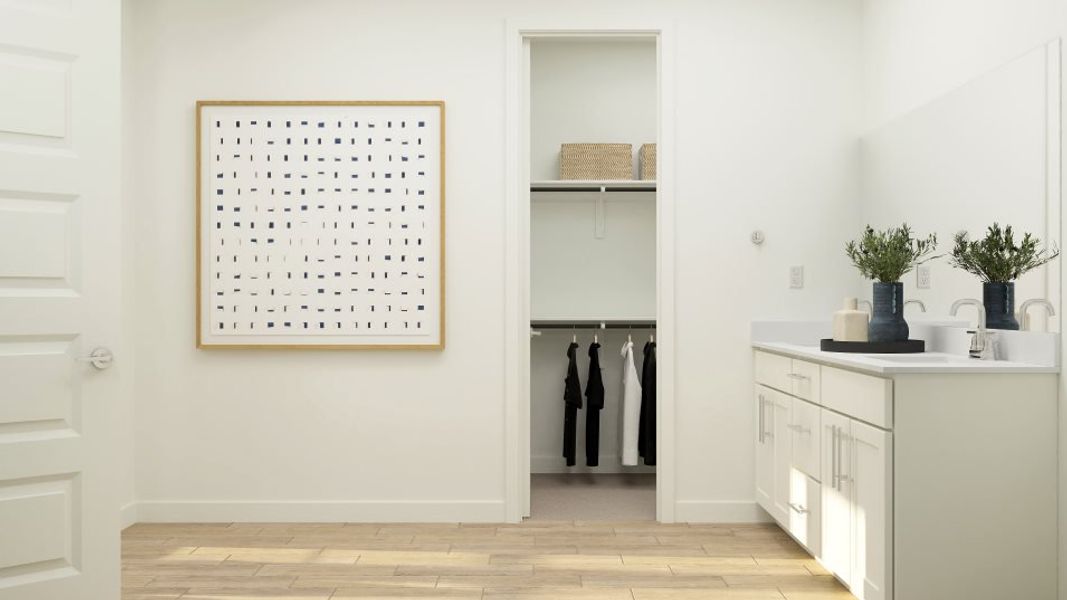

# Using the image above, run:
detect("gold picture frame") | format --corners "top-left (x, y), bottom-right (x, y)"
top-left (196, 100), bottom-right (446, 349)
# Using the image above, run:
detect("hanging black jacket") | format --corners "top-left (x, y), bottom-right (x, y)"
top-left (562, 341), bottom-right (582, 466)
top-left (638, 341), bottom-right (657, 465)
top-left (585, 342), bottom-right (605, 466)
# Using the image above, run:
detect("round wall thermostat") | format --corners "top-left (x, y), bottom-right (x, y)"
top-left (751, 230), bottom-right (765, 245)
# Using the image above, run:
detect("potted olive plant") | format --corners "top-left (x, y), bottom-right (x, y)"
top-left (950, 224), bottom-right (1059, 330)
top-left (846, 224), bottom-right (939, 343)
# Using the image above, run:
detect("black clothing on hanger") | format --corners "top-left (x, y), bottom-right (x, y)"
top-left (638, 340), bottom-right (657, 465)
top-left (584, 342), bottom-right (605, 467)
top-left (562, 341), bottom-right (583, 467)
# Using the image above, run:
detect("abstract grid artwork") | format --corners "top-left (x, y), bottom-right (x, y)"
top-left (196, 101), bottom-right (445, 349)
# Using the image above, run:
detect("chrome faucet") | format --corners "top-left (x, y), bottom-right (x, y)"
top-left (904, 299), bottom-right (926, 313)
top-left (950, 298), bottom-right (994, 360)
top-left (1019, 298), bottom-right (1056, 331)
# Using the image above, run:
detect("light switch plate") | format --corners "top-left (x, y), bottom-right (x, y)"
top-left (916, 265), bottom-right (931, 289)
top-left (790, 265), bottom-right (804, 289)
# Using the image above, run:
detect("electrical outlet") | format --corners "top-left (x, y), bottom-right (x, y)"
top-left (790, 266), bottom-right (804, 289)
top-left (916, 265), bottom-right (931, 289)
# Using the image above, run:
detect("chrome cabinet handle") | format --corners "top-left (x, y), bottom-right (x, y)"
top-left (758, 395), bottom-right (764, 443)
top-left (77, 347), bottom-right (114, 370)
top-left (787, 373), bottom-right (810, 380)
top-left (787, 423), bottom-right (811, 435)
top-left (831, 425), bottom-right (839, 490)
top-left (788, 502), bottom-right (809, 514)
top-left (839, 432), bottom-right (851, 485)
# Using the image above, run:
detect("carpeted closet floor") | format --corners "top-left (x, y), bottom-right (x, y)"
top-left (530, 474), bottom-right (656, 521)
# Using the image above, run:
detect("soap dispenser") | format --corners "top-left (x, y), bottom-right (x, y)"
top-left (833, 297), bottom-right (869, 342)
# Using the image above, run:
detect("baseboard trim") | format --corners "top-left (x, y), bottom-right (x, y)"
top-left (674, 500), bottom-right (771, 523)
top-left (531, 455), bottom-right (657, 474)
top-left (132, 500), bottom-right (507, 523)
top-left (120, 502), bottom-right (139, 529)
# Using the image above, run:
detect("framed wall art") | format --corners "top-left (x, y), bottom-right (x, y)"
top-left (196, 101), bottom-right (445, 349)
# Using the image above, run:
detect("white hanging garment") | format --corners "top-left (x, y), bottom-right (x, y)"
top-left (620, 339), bottom-right (643, 466)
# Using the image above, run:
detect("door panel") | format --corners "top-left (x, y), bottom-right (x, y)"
top-left (754, 385), bottom-right (774, 513)
top-left (0, 0), bottom-right (121, 598)
top-left (790, 397), bottom-right (820, 480)
top-left (851, 420), bottom-right (892, 600)
top-left (788, 468), bottom-right (821, 556)
top-left (771, 391), bottom-right (791, 523)
top-left (820, 409), bottom-right (851, 584)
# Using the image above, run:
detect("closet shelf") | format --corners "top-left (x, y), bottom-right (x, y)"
top-left (531, 180), bottom-right (656, 193)
top-left (530, 319), bottom-right (657, 329)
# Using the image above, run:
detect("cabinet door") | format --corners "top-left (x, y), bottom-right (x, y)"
top-left (791, 397), bottom-right (821, 480)
top-left (850, 419), bottom-right (892, 600)
top-left (788, 468), bottom-right (822, 556)
top-left (820, 409), bottom-right (851, 583)
top-left (754, 385), bottom-right (774, 514)
top-left (771, 392), bottom-right (792, 523)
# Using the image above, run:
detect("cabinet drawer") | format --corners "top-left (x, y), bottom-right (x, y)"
top-left (788, 468), bottom-right (821, 556)
top-left (822, 366), bottom-right (893, 429)
top-left (791, 359), bottom-right (821, 403)
top-left (754, 350), bottom-right (792, 393)
top-left (791, 397), bottom-right (821, 480)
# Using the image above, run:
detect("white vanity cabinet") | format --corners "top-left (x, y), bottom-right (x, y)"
top-left (753, 347), bottom-right (1058, 600)
top-left (753, 355), bottom-right (824, 555)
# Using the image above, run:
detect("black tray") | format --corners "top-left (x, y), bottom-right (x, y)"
top-left (820, 338), bottom-right (925, 354)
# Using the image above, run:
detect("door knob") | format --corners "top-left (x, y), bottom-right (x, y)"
top-left (78, 347), bottom-right (114, 370)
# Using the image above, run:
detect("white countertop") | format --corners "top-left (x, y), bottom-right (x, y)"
top-left (753, 341), bottom-right (1060, 375)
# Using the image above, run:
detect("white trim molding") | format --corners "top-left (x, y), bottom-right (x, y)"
top-left (503, 18), bottom-right (678, 523)
top-left (130, 500), bottom-right (507, 523)
top-left (121, 502), bottom-right (140, 529)
top-left (674, 501), bottom-right (773, 524)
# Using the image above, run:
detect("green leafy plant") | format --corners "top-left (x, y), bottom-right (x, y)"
top-left (950, 223), bottom-right (1059, 283)
top-left (845, 224), bottom-right (939, 282)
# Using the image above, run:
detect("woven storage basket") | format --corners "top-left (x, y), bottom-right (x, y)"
top-left (639, 143), bottom-right (656, 181)
top-left (559, 143), bottom-right (633, 180)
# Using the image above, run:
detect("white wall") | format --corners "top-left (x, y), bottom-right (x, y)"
top-left (126, 0), bottom-right (862, 522)
top-left (861, 0), bottom-right (1062, 129)
top-left (531, 193), bottom-right (657, 320)
top-left (530, 39), bottom-right (657, 181)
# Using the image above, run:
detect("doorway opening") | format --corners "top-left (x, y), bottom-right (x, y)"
top-left (504, 23), bottom-right (677, 523)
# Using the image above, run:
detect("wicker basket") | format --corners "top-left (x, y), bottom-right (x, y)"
top-left (639, 143), bottom-right (656, 181)
top-left (559, 143), bottom-right (633, 180)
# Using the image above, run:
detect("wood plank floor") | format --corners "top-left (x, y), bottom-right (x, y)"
top-left (122, 521), bottom-right (855, 600)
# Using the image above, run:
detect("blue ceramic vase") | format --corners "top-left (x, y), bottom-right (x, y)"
top-left (983, 282), bottom-right (1019, 330)
top-left (869, 282), bottom-right (909, 343)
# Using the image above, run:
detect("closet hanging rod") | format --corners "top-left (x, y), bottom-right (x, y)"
top-left (530, 319), bottom-right (657, 330)
top-left (530, 186), bottom-right (655, 193)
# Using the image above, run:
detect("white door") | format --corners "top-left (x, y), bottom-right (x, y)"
top-left (850, 420), bottom-right (892, 600)
top-left (0, 0), bottom-right (122, 598)
top-left (820, 410), bottom-right (851, 584)
top-left (770, 391), bottom-right (791, 523)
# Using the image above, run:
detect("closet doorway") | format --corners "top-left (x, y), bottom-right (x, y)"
top-left (504, 23), bottom-right (677, 523)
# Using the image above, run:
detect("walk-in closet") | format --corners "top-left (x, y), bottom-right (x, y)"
top-left (528, 37), bottom-right (659, 520)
